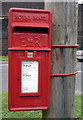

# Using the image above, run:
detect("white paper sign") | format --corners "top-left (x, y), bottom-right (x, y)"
top-left (22, 61), bottom-right (38, 93)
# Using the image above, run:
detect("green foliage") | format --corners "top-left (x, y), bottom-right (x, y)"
top-left (0, 56), bottom-right (8, 61)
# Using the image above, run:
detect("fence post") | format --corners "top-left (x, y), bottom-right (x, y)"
top-left (42, 1), bottom-right (78, 118)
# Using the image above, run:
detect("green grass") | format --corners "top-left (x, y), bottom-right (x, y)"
top-left (74, 95), bottom-right (81, 118)
top-left (0, 56), bottom-right (8, 61)
top-left (0, 92), bottom-right (2, 119)
top-left (81, 96), bottom-right (83, 118)
top-left (0, 92), bottom-right (82, 119)
top-left (1, 92), bottom-right (42, 119)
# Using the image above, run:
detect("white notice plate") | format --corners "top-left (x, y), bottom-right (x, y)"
top-left (22, 61), bottom-right (38, 93)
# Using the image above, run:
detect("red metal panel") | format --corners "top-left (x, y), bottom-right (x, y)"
top-left (8, 51), bottom-right (50, 111)
top-left (12, 33), bottom-right (49, 48)
top-left (8, 8), bottom-right (52, 111)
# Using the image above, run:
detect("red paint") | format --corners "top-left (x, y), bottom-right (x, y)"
top-left (51, 45), bottom-right (79, 47)
top-left (51, 71), bottom-right (78, 77)
top-left (8, 8), bottom-right (52, 111)
top-left (8, 47), bottom-right (51, 51)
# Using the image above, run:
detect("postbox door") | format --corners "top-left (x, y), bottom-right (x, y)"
top-left (8, 50), bottom-right (50, 110)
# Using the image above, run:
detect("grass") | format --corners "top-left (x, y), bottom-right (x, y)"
top-left (74, 95), bottom-right (81, 118)
top-left (0, 92), bottom-right (2, 119)
top-left (0, 56), bottom-right (8, 61)
top-left (1, 92), bottom-right (42, 119)
top-left (0, 92), bottom-right (82, 119)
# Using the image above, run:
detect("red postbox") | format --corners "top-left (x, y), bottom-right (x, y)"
top-left (8, 8), bottom-right (52, 111)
